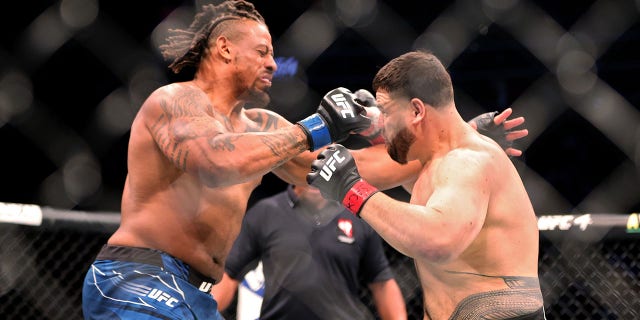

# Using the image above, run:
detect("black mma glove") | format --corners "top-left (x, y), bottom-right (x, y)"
top-left (297, 88), bottom-right (371, 151)
top-left (470, 111), bottom-right (512, 151)
top-left (307, 144), bottom-right (379, 216)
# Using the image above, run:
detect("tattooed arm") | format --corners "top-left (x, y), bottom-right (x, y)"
top-left (141, 85), bottom-right (310, 188)
top-left (246, 106), bottom-right (421, 188)
top-left (243, 107), bottom-right (318, 186)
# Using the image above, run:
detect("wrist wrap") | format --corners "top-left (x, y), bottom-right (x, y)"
top-left (297, 113), bottom-right (332, 151)
top-left (342, 179), bottom-right (379, 216)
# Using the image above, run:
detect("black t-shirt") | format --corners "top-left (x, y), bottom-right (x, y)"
top-left (225, 187), bottom-right (395, 320)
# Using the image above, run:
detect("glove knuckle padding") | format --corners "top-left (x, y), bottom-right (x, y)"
top-left (307, 144), bottom-right (359, 201)
top-left (319, 88), bottom-right (371, 142)
top-left (307, 144), bottom-right (380, 216)
top-left (298, 88), bottom-right (375, 151)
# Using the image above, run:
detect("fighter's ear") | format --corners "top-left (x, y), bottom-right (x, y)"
top-left (215, 36), bottom-right (233, 63)
top-left (409, 98), bottom-right (426, 122)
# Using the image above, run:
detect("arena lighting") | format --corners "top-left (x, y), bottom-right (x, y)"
top-left (2, 0), bottom-right (640, 318)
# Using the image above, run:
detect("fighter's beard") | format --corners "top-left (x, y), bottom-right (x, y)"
top-left (387, 127), bottom-right (416, 164)
top-left (234, 75), bottom-right (271, 108)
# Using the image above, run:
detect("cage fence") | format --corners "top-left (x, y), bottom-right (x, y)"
top-left (1, 206), bottom-right (639, 319)
top-left (2, 0), bottom-right (640, 319)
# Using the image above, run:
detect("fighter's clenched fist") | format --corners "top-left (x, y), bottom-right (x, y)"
top-left (297, 88), bottom-right (372, 151)
top-left (307, 144), bottom-right (379, 216)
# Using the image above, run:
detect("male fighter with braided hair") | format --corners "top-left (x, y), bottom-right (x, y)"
top-left (160, 0), bottom-right (264, 74)
top-left (81, 2), bottom-right (376, 319)
top-left (81, 1), bottom-right (527, 318)
top-left (307, 51), bottom-right (545, 320)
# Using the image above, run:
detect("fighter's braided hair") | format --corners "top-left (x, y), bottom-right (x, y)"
top-left (160, 0), bottom-right (264, 74)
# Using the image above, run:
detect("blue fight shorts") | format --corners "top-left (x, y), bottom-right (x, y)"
top-left (82, 245), bottom-right (225, 320)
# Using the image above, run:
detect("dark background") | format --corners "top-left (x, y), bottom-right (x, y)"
top-left (1, 0), bottom-right (639, 215)
top-left (1, 1), bottom-right (640, 320)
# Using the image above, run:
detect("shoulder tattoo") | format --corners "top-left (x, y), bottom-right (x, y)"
top-left (150, 91), bottom-right (220, 171)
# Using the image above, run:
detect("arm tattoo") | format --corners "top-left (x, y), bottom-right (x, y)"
top-left (260, 131), bottom-right (307, 166)
top-left (246, 110), bottom-right (282, 132)
top-left (249, 110), bottom-right (306, 160)
top-left (151, 91), bottom-right (221, 171)
top-left (208, 135), bottom-right (239, 151)
top-left (151, 91), bottom-right (303, 171)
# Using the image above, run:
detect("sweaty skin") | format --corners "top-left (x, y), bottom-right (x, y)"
top-left (108, 20), bottom-right (312, 282)
top-left (358, 90), bottom-right (542, 320)
top-left (112, 84), bottom-right (309, 282)
top-left (107, 20), bottom-right (415, 283)
top-left (107, 19), bottom-right (527, 295)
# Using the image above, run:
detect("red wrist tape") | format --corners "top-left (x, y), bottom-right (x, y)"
top-left (342, 180), bottom-right (379, 216)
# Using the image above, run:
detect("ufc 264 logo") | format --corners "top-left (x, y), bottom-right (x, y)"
top-left (331, 93), bottom-right (355, 119)
top-left (320, 150), bottom-right (346, 181)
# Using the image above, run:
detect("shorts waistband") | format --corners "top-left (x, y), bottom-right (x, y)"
top-left (96, 245), bottom-right (216, 292)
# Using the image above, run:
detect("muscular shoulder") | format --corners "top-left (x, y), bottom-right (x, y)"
top-left (433, 147), bottom-right (493, 186)
top-left (443, 147), bottom-right (488, 169)
top-left (141, 83), bottom-right (209, 116)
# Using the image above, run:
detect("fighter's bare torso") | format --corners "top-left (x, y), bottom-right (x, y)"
top-left (108, 82), bottom-right (291, 282)
top-left (408, 134), bottom-right (541, 319)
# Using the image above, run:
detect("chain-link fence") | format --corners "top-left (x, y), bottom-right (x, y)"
top-left (1, 209), bottom-right (639, 319)
top-left (2, 0), bottom-right (640, 319)
top-left (0, 226), bottom-right (106, 320)
top-left (3, 0), bottom-right (639, 216)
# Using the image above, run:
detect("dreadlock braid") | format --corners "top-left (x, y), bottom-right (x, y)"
top-left (160, 0), bottom-right (265, 74)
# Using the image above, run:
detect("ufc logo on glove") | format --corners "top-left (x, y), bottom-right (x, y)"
top-left (331, 93), bottom-right (355, 118)
top-left (319, 150), bottom-right (346, 180)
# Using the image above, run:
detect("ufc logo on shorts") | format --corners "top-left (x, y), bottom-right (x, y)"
top-left (330, 93), bottom-right (355, 119)
top-left (147, 288), bottom-right (179, 307)
top-left (320, 150), bottom-right (346, 181)
top-left (198, 281), bottom-right (213, 292)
